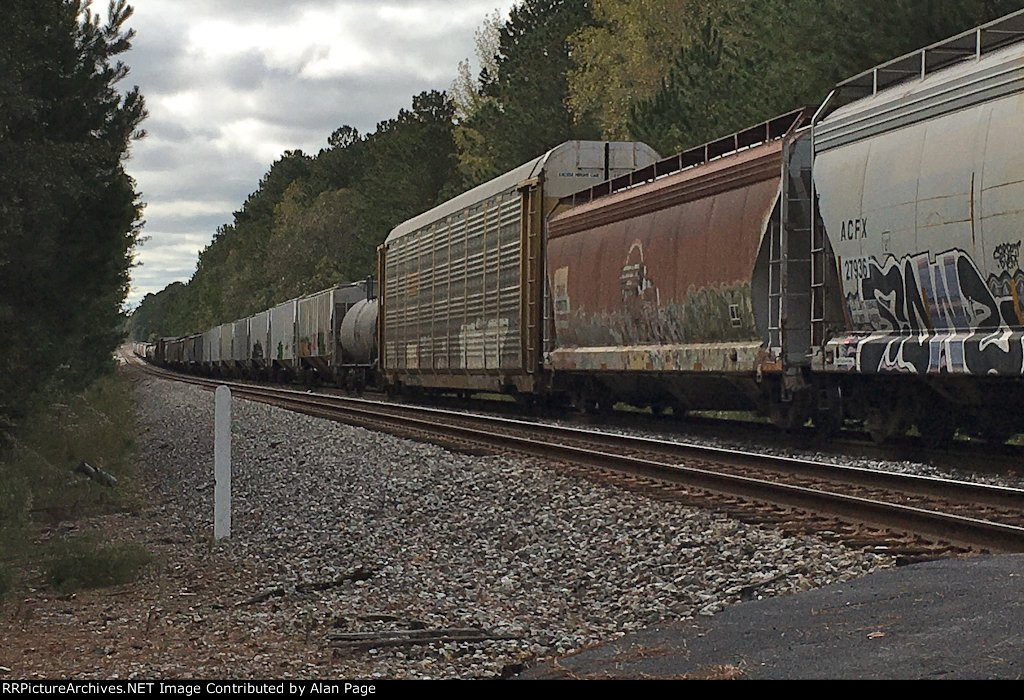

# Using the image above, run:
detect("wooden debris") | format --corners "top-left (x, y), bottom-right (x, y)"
top-left (327, 627), bottom-right (523, 650)
top-left (73, 460), bottom-right (118, 487)
top-left (237, 567), bottom-right (375, 606)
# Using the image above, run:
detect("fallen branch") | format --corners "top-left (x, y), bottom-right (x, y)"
top-left (327, 628), bottom-right (523, 650)
top-left (296, 567), bottom-right (373, 593)
top-left (73, 460), bottom-right (118, 487)
top-left (356, 613), bottom-right (402, 623)
top-left (735, 566), bottom-right (806, 600)
top-left (239, 587), bottom-right (286, 606)
top-left (238, 567), bottom-right (375, 606)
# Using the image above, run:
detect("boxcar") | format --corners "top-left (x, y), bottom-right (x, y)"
top-left (185, 334), bottom-right (203, 371)
top-left (167, 337), bottom-right (184, 368)
top-left (810, 11), bottom-right (1024, 442)
top-left (218, 322), bottom-right (233, 373)
top-left (203, 325), bottom-right (221, 373)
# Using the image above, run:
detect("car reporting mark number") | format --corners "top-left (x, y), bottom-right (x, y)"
top-left (844, 258), bottom-right (871, 282)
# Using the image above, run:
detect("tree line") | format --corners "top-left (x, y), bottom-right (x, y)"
top-left (130, 0), bottom-right (1023, 342)
top-left (1, 0), bottom-right (146, 442)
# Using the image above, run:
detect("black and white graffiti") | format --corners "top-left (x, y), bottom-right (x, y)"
top-left (840, 248), bottom-right (1024, 375)
top-left (993, 241), bottom-right (1022, 272)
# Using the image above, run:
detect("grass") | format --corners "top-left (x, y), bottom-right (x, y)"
top-left (0, 563), bottom-right (12, 597)
top-left (43, 537), bottom-right (151, 592)
top-left (0, 370), bottom-right (149, 597)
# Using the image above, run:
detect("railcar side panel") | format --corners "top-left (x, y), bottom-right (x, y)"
top-left (218, 322), bottom-right (233, 369)
top-left (546, 141), bottom-right (784, 378)
top-left (203, 326), bottom-right (221, 367)
top-left (340, 298), bottom-right (379, 365)
top-left (814, 41), bottom-right (1024, 378)
top-left (249, 310), bottom-right (270, 367)
top-left (297, 283), bottom-right (368, 371)
top-left (270, 300), bottom-right (298, 366)
top-left (231, 318), bottom-right (249, 367)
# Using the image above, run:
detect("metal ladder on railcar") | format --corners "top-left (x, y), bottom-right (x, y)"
top-left (520, 179), bottom-right (543, 378)
top-left (768, 137), bottom-right (814, 414)
top-left (767, 218), bottom-right (785, 356)
top-left (810, 194), bottom-right (827, 352)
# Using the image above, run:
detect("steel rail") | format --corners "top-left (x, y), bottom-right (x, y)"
top-left (135, 361), bottom-right (1024, 552)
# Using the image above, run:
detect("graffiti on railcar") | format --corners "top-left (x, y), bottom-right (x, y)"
top-left (561, 282), bottom-right (758, 348)
top-left (620, 240), bottom-right (658, 304)
top-left (553, 266), bottom-right (571, 331)
top-left (994, 241), bottom-right (1021, 272)
top-left (840, 248), bottom-right (1024, 374)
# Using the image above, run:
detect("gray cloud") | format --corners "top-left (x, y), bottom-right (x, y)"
top-left (124, 0), bottom-right (515, 305)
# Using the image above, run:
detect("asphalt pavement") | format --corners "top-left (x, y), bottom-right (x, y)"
top-left (523, 555), bottom-right (1024, 679)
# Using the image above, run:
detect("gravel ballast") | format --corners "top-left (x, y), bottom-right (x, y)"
top-left (525, 413), bottom-right (1024, 490)
top-left (2, 374), bottom-right (896, 678)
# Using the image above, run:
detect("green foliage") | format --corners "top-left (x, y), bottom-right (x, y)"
top-left (629, 10), bottom-right (761, 153)
top-left (0, 564), bottom-right (12, 598)
top-left (353, 91), bottom-right (458, 270)
top-left (456, 0), bottom-right (601, 186)
top-left (568, 0), bottom-right (698, 139)
top-left (0, 0), bottom-right (146, 440)
top-left (44, 538), bottom-right (151, 592)
top-left (627, 0), bottom-right (1024, 154)
top-left (2, 373), bottom-right (137, 526)
top-left (132, 91), bottom-right (458, 338)
top-left (128, 282), bottom-right (190, 341)
top-left (0, 372), bottom-right (141, 597)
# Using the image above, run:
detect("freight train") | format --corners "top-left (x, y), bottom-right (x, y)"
top-left (141, 11), bottom-right (1024, 447)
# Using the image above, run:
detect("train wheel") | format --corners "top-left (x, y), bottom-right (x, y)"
top-left (914, 391), bottom-right (956, 450)
top-left (975, 414), bottom-right (1016, 445)
top-left (865, 406), bottom-right (903, 444)
top-left (768, 388), bottom-right (811, 432)
top-left (573, 381), bottom-right (612, 415)
top-left (916, 408), bottom-right (956, 450)
top-left (812, 384), bottom-right (844, 439)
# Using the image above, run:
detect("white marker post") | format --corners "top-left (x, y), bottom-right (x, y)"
top-left (214, 385), bottom-right (231, 540)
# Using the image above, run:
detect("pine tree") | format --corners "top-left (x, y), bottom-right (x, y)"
top-left (0, 0), bottom-right (146, 441)
top-left (459, 0), bottom-right (601, 184)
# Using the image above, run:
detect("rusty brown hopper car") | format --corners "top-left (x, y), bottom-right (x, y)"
top-left (545, 111), bottom-right (811, 415)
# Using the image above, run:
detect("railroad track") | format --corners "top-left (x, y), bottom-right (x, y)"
top-left (293, 384), bottom-right (1024, 478)
top-left (131, 357), bottom-right (1024, 557)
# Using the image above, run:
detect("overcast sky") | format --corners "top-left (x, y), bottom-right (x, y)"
top-left (124, 0), bottom-right (515, 307)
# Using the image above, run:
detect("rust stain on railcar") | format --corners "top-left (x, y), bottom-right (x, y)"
top-left (547, 141), bottom-right (783, 371)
